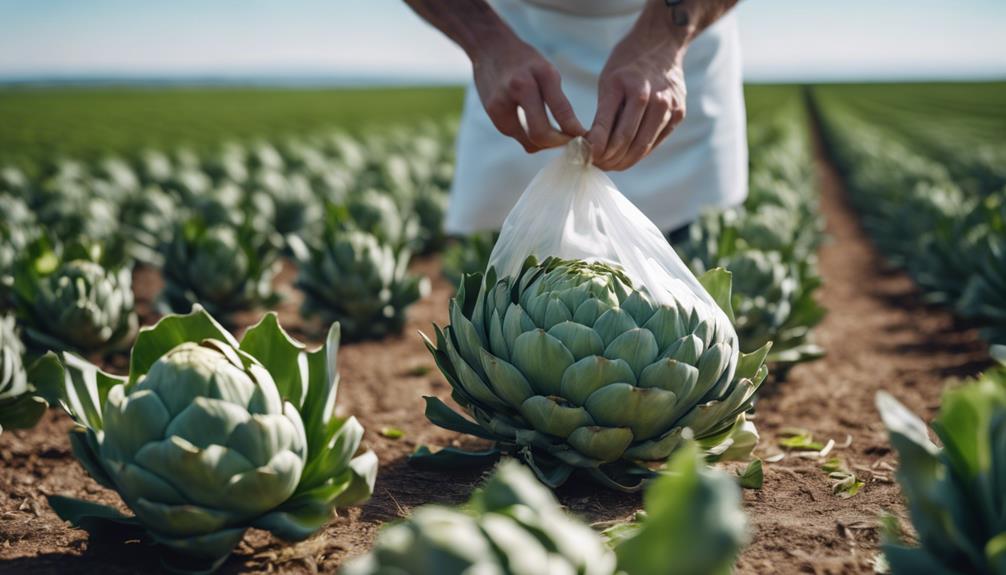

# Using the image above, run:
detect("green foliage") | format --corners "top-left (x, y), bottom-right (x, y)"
top-left (40, 307), bottom-right (377, 573)
top-left (0, 314), bottom-right (52, 433)
top-left (876, 362), bottom-right (1006, 575)
top-left (343, 460), bottom-right (617, 575)
top-left (441, 232), bottom-right (498, 288)
top-left (159, 217), bottom-right (281, 322)
top-left (676, 86), bottom-right (825, 367)
top-left (415, 256), bottom-right (769, 491)
top-left (9, 238), bottom-right (136, 355)
top-left (609, 444), bottom-right (749, 575)
top-left (813, 83), bottom-right (1006, 347)
top-left (348, 445), bottom-right (748, 575)
top-left (0, 87), bottom-right (464, 171)
top-left (291, 207), bottom-right (430, 341)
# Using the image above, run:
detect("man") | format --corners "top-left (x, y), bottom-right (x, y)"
top-left (405, 0), bottom-right (746, 236)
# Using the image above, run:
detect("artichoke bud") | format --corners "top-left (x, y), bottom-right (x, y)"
top-left (425, 257), bottom-right (768, 489)
top-left (32, 259), bottom-right (136, 353)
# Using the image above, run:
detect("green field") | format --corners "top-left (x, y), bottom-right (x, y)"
top-left (1, 84), bottom-right (809, 171)
top-left (0, 86), bottom-right (465, 170)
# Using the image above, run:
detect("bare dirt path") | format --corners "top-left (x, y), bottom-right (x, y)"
top-left (0, 120), bottom-right (992, 574)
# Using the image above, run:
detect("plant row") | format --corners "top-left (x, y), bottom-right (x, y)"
top-left (812, 89), bottom-right (1005, 346)
top-left (0, 120), bottom-right (459, 360)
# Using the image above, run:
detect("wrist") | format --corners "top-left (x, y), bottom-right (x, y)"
top-left (465, 18), bottom-right (517, 65)
top-left (623, 0), bottom-right (690, 60)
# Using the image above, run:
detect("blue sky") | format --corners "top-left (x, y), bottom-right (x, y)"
top-left (1, 0), bottom-right (1004, 82)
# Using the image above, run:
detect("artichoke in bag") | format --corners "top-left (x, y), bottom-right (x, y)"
top-left (160, 217), bottom-right (281, 321)
top-left (292, 228), bottom-right (429, 341)
top-left (876, 359), bottom-right (1006, 575)
top-left (417, 256), bottom-right (770, 491)
top-left (43, 307), bottom-right (377, 573)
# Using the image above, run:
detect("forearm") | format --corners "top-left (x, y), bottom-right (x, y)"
top-left (629, 0), bottom-right (740, 56)
top-left (403, 0), bottom-right (513, 62)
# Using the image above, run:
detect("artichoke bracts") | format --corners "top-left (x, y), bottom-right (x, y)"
top-left (292, 228), bottom-right (429, 341)
top-left (43, 308), bottom-right (377, 573)
top-left (11, 240), bottom-right (137, 355)
top-left (0, 314), bottom-right (53, 433)
top-left (876, 358), bottom-right (1006, 575)
top-left (346, 444), bottom-right (747, 575)
top-left (343, 460), bottom-right (617, 575)
top-left (160, 218), bottom-right (281, 321)
top-left (417, 256), bottom-right (770, 491)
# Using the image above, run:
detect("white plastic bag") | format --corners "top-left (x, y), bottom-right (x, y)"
top-left (487, 137), bottom-right (735, 337)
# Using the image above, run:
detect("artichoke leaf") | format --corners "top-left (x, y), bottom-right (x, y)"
top-left (128, 306), bottom-right (236, 387)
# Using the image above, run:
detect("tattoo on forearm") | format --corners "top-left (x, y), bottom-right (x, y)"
top-left (664, 0), bottom-right (690, 27)
top-left (662, 0), bottom-right (738, 32)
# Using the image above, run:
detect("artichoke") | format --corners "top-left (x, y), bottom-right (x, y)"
top-left (119, 185), bottom-right (178, 266)
top-left (0, 314), bottom-right (48, 433)
top-left (11, 240), bottom-right (137, 355)
top-left (343, 460), bottom-right (617, 575)
top-left (160, 218), bottom-right (280, 321)
top-left (346, 443), bottom-right (747, 575)
top-left (346, 189), bottom-right (420, 251)
top-left (291, 228), bottom-right (429, 341)
top-left (876, 360), bottom-right (1006, 575)
top-left (254, 170), bottom-right (320, 237)
top-left (45, 308), bottom-right (377, 573)
top-left (719, 250), bottom-right (824, 365)
top-left (412, 186), bottom-right (448, 253)
top-left (417, 256), bottom-right (770, 491)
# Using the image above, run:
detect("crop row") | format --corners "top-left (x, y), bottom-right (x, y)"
top-left (812, 88), bottom-right (1005, 346)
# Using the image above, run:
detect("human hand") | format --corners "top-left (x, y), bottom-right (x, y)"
top-left (472, 33), bottom-right (585, 153)
top-left (587, 34), bottom-right (687, 171)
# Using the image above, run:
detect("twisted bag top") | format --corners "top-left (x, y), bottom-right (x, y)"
top-left (487, 137), bottom-right (736, 346)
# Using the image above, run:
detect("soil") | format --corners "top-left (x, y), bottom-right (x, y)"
top-left (0, 128), bottom-right (992, 574)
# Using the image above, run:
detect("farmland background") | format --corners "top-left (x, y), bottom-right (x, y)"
top-left (2, 1), bottom-right (1005, 574)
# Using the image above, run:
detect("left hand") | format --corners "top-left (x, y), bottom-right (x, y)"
top-left (587, 35), bottom-right (687, 171)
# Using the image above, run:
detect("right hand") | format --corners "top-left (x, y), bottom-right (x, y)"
top-left (472, 34), bottom-right (585, 152)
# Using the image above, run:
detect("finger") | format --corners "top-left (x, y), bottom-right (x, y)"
top-left (487, 97), bottom-right (540, 153)
top-left (597, 84), bottom-right (649, 169)
top-left (612, 99), bottom-right (671, 171)
top-left (533, 66), bottom-right (585, 136)
top-left (587, 82), bottom-right (623, 162)
top-left (515, 81), bottom-right (570, 149)
top-left (652, 103), bottom-right (685, 151)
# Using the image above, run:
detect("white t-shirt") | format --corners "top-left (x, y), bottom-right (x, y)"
top-left (446, 0), bottom-right (747, 234)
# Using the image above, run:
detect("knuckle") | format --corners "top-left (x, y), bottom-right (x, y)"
top-left (536, 63), bottom-right (560, 82)
top-left (506, 74), bottom-right (530, 96)
top-left (653, 92), bottom-right (673, 110)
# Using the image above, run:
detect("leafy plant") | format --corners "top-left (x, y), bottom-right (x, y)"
top-left (11, 238), bottom-right (137, 355)
top-left (0, 314), bottom-right (58, 433)
top-left (876, 362), bottom-right (1006, 574)
top-left (346, 443), bottom-right (747, 575)
top-left (415, 256), bottom-right (769, 491)
top-left (42, 307), bottom-right (377, 573)
top-left (291, 222), bottom-right (429, 341)
top-left (160, 217), bottom-right (281, 321)
top-left (440, 232), bottom-right (497, 288)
